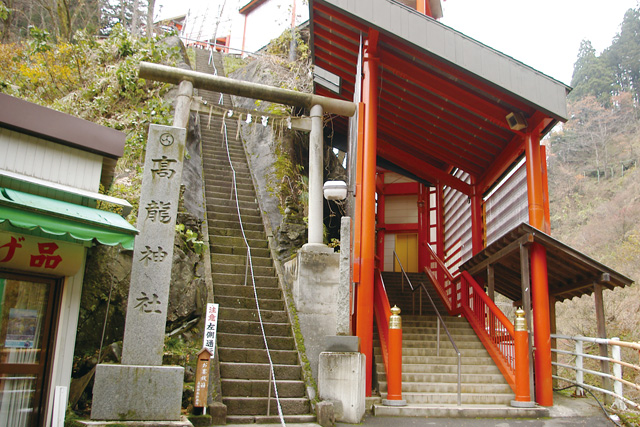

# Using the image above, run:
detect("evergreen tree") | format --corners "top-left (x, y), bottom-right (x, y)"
top-left (569, 39), bottom-right (616, 104)
top-left (605, 7), bottom-right (640, 102)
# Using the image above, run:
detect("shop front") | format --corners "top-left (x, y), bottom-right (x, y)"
top-left (0, 93), bottom-right (136, 426)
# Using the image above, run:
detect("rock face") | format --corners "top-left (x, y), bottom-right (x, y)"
top-left (230, 60), bottom-right (287, 231)
top-left (230, 59), bottom-right (308, 260)
top-left (75, 216), bottom-right (207, 356)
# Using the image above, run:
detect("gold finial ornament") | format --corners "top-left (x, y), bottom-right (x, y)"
top-left (389, 305), bottom-right (402, 329)
top-left (514, 308), bottom-right (527, 332)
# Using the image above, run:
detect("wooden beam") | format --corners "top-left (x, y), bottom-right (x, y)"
top-left (465, 233), bottom-right (533, 276)
top-left (594, 283), bottom-right (613, 404)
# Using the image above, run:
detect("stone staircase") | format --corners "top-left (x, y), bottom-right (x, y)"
top-left (195, 49), bottom-right (314, 424)
top-left (374, 272), bottom-right (544, 417)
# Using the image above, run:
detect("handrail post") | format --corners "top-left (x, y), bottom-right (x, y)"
top-left (575, 340), bottom-right (585, 397)
top-left (383, 306), bottom-right (406, 406)
top-left (511, 309), bottom-right (534, 407)
top-left (611, 337), bottom-right (627, 410)
top-left (437, 316), bottom-right (441, 357)
top-left (457, 352), bottom-right (461, 407)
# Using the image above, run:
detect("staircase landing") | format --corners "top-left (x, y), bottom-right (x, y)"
top-left (375, 272), bottom-right (548, 418)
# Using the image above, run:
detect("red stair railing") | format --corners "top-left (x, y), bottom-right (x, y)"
top-left (421, 242), bottom-right (519, 393)
top-left (373, 269), bottom-right (392, 380)
top-left (459, 271), bottom-right (516, 391)
top-left (423, 242), bottom-right (459, 314)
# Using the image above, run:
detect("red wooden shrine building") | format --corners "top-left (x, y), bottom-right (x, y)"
top-left (308, 0), bottom-right (632, 407)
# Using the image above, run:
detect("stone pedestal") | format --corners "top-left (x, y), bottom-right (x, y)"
top-left (292, 249), bottom-right (340, 380)
top-left (91, 364), bottom-right (184, 421)
top-left (91, 125), bottom-right (187, 422)
top-left (318, 352), bottom-right (366, 424)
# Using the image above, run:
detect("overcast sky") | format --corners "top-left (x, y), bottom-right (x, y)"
top-left (156, 0), bottom-right (638, 86)
top-left (440, 0), bottom-right (639, 85)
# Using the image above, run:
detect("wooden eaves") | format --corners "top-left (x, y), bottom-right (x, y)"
top-left (460, 223), bottom-right (634, 303)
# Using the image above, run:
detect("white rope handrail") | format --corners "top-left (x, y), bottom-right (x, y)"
top-left (214, 55), bottom-right (286, 424)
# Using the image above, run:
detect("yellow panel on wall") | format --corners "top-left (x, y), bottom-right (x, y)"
top-left (394, 233), bottom-right (418, 273)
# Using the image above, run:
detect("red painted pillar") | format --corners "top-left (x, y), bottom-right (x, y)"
top-left (436, 184), bottom-right (445, 260)
top-left (525, 130), bottom-right (553, 406)
top-left (470, 180), bottom-right (484, 256)
top-left (384, 306), bottom-right (406, 406)
top-left (514, 309), bottom-right (532, 403)
top-left (540, 145), bottom-right (551, 234)
top-left (376, 173), bottom-right (386, 267)
top-left (417, 184), bottom-right (429, 272)
top-left (355, 35), bottom-right (379, 397)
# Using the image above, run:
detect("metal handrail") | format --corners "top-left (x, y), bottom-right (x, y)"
top-left (392, 252), bottom-right (462, 406)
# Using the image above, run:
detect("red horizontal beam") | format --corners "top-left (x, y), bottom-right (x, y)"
top-left (378, 140), bottom-right (473, 196)
top-left (315, 39), bottom-right (358, 66)
top-left (378, 110), bottom-right (485, 176)
top-left (384, 73), bottom-right (513, 143)
top-left (382, 74), bottom-right (508, 152)
top-left (477, 112), bottom-right (553, 194)
top-left (380, 92), bottom-right (495, 165)
top-left (314, 26), bottom-right (360, 59)
top-left (384, 182), bottom-right (420, 195)
top-left (381, 50), bottom-right (516, 133)
top-left (314, 48), bottom-right (357, 82)
top-left (478, 134), bottom-right (525, 194)
top-left (384, 223), bottom-right (419, 232)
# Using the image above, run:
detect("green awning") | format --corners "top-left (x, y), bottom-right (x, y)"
top-left (0, 187), bottom-right (138, 250)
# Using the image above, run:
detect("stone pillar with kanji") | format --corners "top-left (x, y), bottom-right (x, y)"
top-left (91, 125), bottom-right (187, 422)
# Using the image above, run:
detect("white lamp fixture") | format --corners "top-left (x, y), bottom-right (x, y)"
top-left (323, 180), bottom-right (348, 201)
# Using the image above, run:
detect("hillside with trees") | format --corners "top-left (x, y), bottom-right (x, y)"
top-left (549, 5), bottom-right (640, 375)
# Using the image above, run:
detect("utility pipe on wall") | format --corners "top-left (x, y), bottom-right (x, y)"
top-left (139, 62), bottom-right (356, 117)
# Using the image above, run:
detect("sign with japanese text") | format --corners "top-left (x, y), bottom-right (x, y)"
top-left (203, 303), bottom-right (219, 358)
top-left (193, 348), bottom-right (212, 408)
top-left (121, 125), bottom-right (187, 367)
top-left (0, 231), bottom-right (83, 276)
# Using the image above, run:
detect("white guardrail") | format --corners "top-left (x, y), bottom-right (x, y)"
top-left (551, 334), bottom-right (640, 411)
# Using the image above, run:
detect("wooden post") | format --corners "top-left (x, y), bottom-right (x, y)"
top-left (194, 348), bottom-right (213, 412)
top-left (487, 264), bottom-right (495, 301)
top-left (594, 283), bottom-right (613, 404)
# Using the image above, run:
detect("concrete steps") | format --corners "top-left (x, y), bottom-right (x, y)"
top-left (196, 49), bottom-right (313, 423)
top-left (373, 272), bottom-right (543, 418)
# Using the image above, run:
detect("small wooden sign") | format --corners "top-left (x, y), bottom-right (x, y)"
top-left (203, 303), bottom-right (219, 357)
top-left (193, 347), bottom-right (213, 408)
